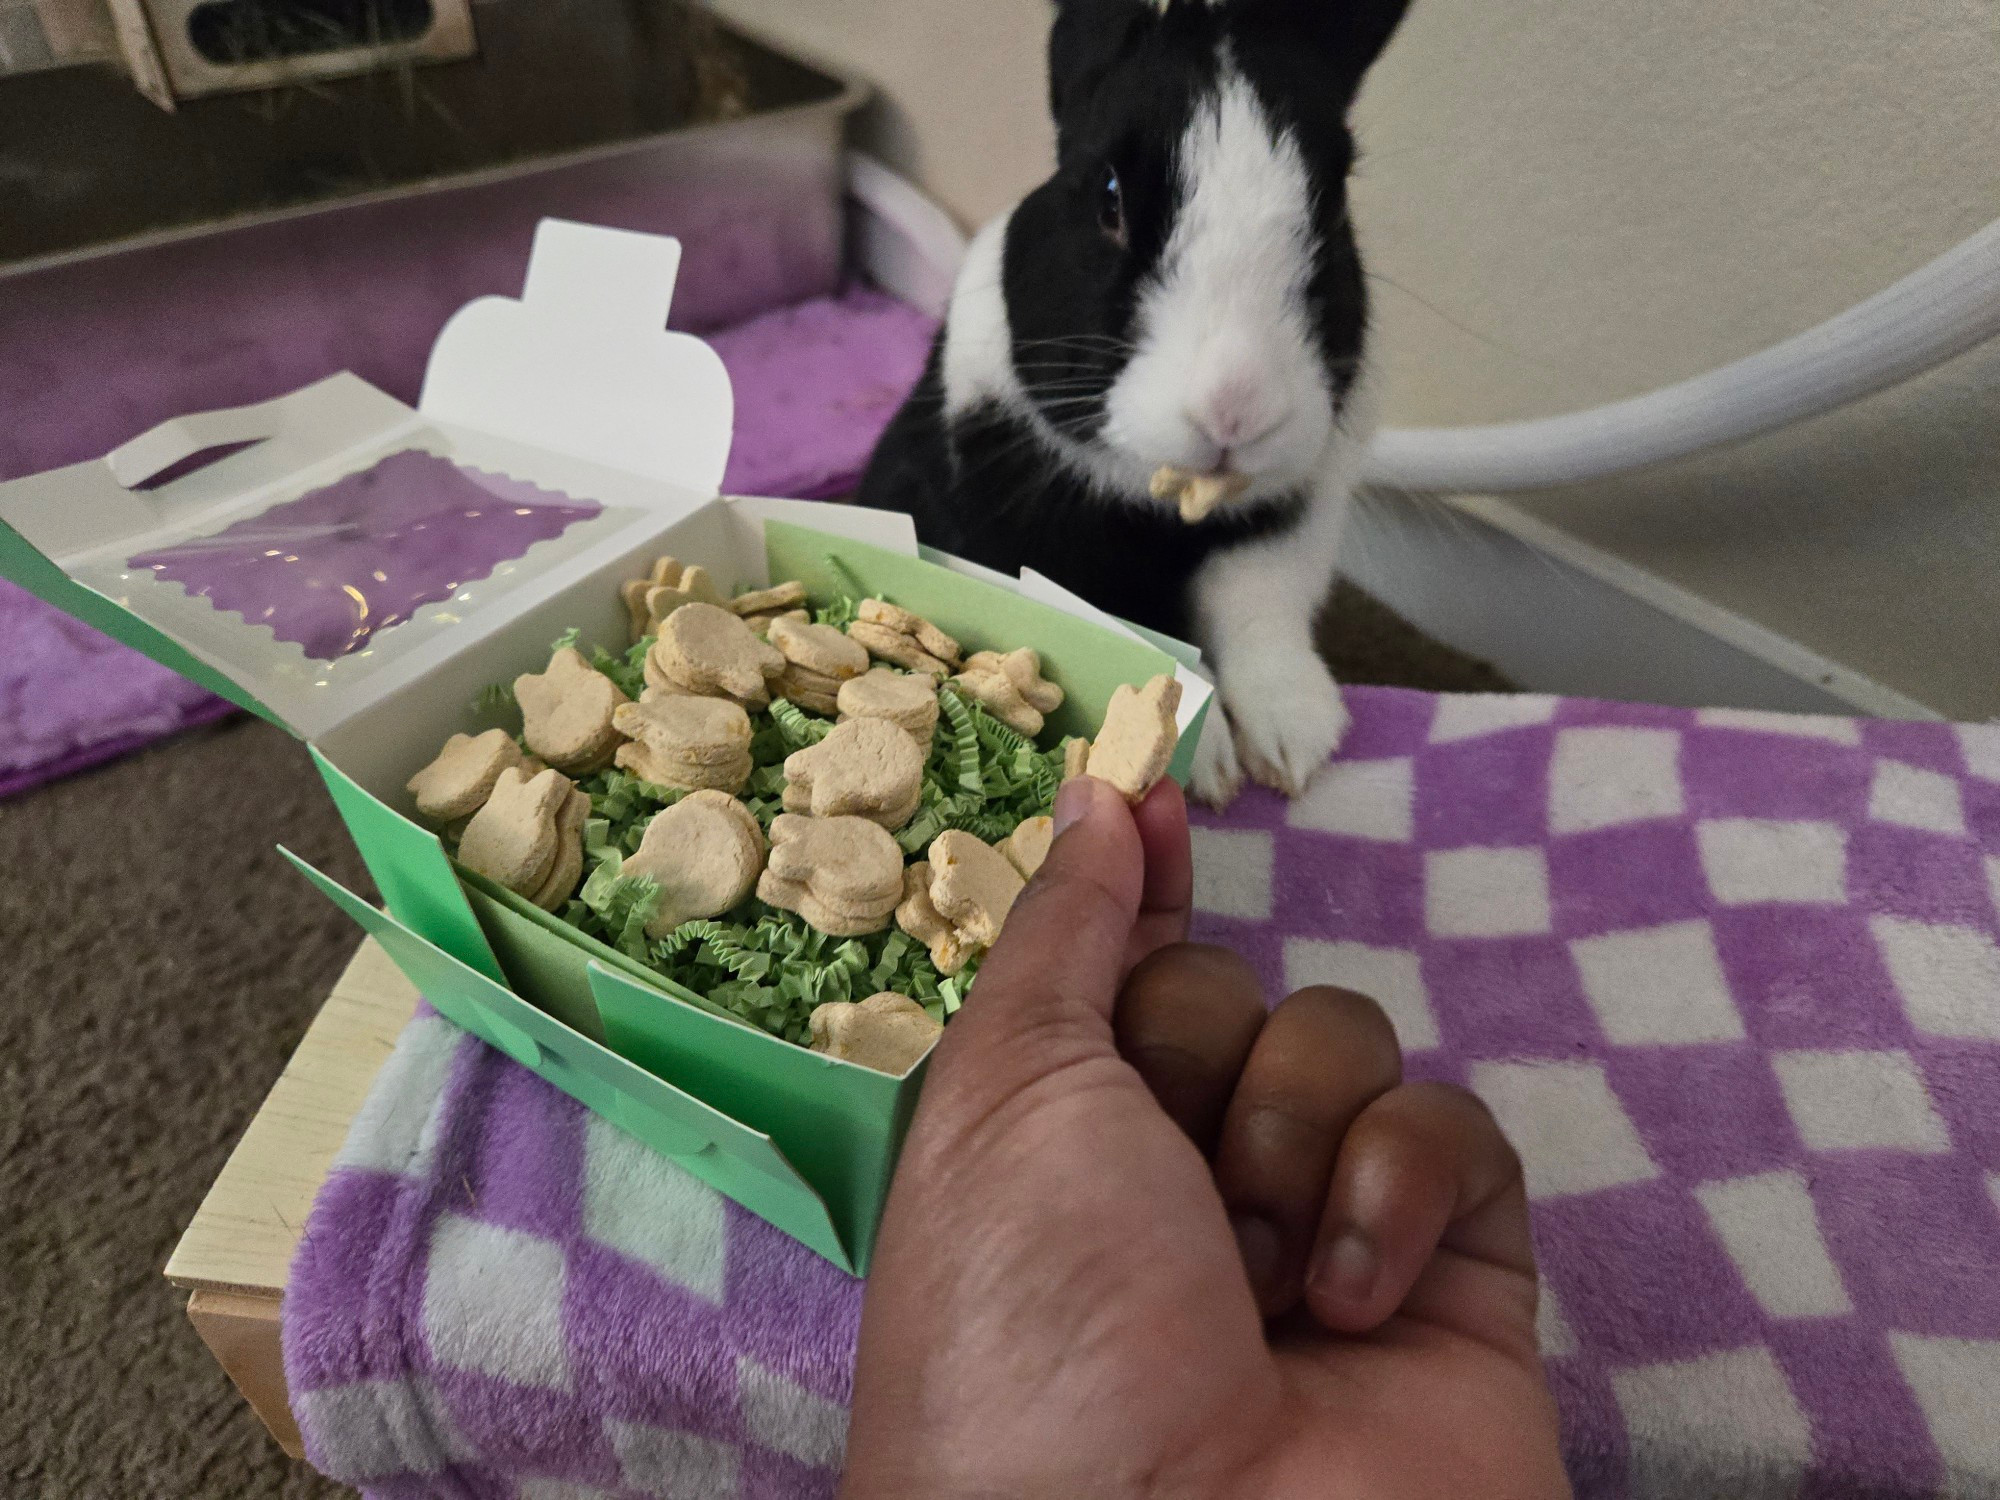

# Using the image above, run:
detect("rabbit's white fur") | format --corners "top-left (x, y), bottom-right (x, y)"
top-left (942, 70), bottom-right (1373, 803)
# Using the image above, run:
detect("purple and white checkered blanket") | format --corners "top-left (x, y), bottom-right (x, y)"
top-left (284, 685), bottom-right (2000, 1499)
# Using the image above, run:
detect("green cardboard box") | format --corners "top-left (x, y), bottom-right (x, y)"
top-left (0, 220), bottom-right (1212, 1272)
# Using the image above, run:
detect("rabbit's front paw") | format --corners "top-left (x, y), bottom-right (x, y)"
top-left (1223, 652), bottom-right (1349, 798)
top-left (1189, 706), bottom-right (1245, 809)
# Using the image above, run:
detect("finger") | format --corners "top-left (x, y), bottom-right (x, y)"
top-left (942, 775), bottom-right (1144, 1072)
top-left (1212, 987), bottom-right (1403, 1316)
top-left (1127, 778), bottom-right (1193, 970)
top-left (1113, 944), bottom-right (1266, 1155)
top-left (1304, 1082), bottom-right (1536, 1335)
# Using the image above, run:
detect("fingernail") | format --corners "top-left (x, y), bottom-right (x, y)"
top-left (1052, 776), bottom-right (1096, 836)
top-left (1311, 1228), bottom-right (1379, 1305)
top-left (1231, 1214), bottom-right (1282, 1305)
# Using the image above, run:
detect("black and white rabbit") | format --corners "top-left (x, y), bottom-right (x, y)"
top-left (858, 0), bottom-right (1411, 806)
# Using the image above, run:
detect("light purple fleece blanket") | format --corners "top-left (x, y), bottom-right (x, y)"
top-left (0, 288), bottom-right (933, 798)
top-left (284, 686), bottom-right (2000, 1499)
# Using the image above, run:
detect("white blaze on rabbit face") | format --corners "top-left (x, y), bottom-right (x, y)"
top-left (1101, 70), bottom-right (1334, 492)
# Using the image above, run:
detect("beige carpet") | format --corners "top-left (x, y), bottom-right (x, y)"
top-left (0, 582), bottom-right (1504, 1498)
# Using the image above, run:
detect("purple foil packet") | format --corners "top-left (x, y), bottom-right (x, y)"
top-left (129, 450), bottom-right (600, 661)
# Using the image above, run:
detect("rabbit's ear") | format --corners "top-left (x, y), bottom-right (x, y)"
top-left (1046, 0), bottom-right (1154, 128)
top-left (1233, 0), bottom-right (1415, 103)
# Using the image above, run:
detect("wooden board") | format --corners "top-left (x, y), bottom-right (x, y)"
top-left (188, 1288), bottom-right (309, 1460)
top-left (167, 938), bottom-right (418, 1295)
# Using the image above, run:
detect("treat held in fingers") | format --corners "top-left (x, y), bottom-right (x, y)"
top-left (1086, 675), bottom-right (1183, 802)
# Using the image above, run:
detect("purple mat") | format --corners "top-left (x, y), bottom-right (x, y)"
top-left (0, 598), bottom-right (234, 800)
top-left (284, 688), bottom-right (2000, 1498)
top-left (0, 287), bottom-right (935, 796)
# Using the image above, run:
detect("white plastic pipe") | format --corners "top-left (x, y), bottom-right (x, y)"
top-left (1363, 215), bottom-right (2000, 493)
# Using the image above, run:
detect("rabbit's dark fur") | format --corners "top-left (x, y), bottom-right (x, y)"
top-left (859, 0), bottom-right (1412, 803)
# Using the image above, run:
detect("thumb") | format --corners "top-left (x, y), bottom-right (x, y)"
top-left (937, 775), bottom-right (1146, 1066)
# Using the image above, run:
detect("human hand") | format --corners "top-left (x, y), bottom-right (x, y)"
top-left (842, 775), bottom-right (1569, 1500)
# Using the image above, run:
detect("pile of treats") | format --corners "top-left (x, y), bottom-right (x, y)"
top-left (406, 555), bottom-right (1182, 1075)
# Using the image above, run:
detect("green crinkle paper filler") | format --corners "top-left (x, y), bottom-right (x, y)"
top-left (767, 697), bottom-right (834, 749)
top-left (936, 686), bottom-right (984, 796)
top-left (814, 595), bottom-right (859, 631)
top-left (480, 586), bottom-right (1074, 1046)
top-left (569, 815), bottom-right (665, 960)
top-left (473, 681), bottom-right (516, 714)
top-left (600, 637), bottom-right (654, 700)
top-left (577, 769), bottom-right (686, 854)
top-left (645, 905), bottom-right (984, 1043)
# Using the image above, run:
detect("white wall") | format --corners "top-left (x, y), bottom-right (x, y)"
top-left (712, 0), bottom-right (1053, 229)
top-left (718, 0), bottom-right (2000, 719)
top-left (1353, 0), bottom-right (2000, 719)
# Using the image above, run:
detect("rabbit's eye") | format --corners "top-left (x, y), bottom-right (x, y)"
top-left (1098, 165), bottom-right (1127, 247)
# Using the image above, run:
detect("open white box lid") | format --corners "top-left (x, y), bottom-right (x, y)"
top-left (0, 217), bottom-right (1211, 745)
top-left (419, 221), bottom-right (733, 491)
top-left (0, 221), bottom-right (739, 741)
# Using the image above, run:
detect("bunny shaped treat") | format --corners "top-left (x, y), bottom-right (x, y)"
top-left (857, 0), bottom-right (1412, 805)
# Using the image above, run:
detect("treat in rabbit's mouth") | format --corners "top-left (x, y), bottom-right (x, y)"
top-left (1149, 465), bottom-right (1251, 525)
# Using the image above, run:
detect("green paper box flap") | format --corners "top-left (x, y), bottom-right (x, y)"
top-left (310, 747), bottom-right (510, 987)
top-left (590, 961), bottom-right (923, 1274)
top-left (453, 862), bottom-right (756, 1044)
top-left (283, 851), bottom-right (856, 1272)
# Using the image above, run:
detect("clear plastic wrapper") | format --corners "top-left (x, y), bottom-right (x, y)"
top-left (127, 450), bottom-right (601, 663)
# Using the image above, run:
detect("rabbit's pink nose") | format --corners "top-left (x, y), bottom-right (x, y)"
top-left (1190, 383), bottom-right (1289, 456)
